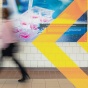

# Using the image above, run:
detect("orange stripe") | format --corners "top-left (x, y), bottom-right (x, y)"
top-left (33, 0), bottom-right (88, 88)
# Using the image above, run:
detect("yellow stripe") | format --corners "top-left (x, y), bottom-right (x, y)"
top-left (78, 32), bottom-right (88, 52)
top-left (33, 0), bottom-right (88, 88)
top-left (78, 42), bottom-right (88, 52)
top-left (33, 42), bottom-right (88, 88)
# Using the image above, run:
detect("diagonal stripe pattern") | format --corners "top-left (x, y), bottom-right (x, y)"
top-left (33, 0), bottom-right (88, 88)
top-left (78, 0), bottom-right (88, 52)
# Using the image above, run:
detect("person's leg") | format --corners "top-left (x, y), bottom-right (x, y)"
top-left (12, 55), bottom-right (30, 82)
top-left (9, 43), bottom-right (29, 82)
top-left (0, 55), bottom-right (4, 71)
top-left (0, 49), bottom-right (5, 72)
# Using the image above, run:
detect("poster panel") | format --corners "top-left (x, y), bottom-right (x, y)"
top-left (2, 0), bottom-right (87, 42)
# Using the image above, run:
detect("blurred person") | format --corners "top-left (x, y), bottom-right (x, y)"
top-left (0, 8), bottom-right (30, 82)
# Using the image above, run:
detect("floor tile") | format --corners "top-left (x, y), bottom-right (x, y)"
top-left (45, 79), bottom-right (58, 82)
top-left (0, 79), bottom-right (6, 84)
top-left (5, 79), bottom-right (18, 84)
top-left (17, 83), bottom-right (31, 88)
top-left (32, 79), bottom-right (45, 84)
top-left (58, 79), bottom-right (72, 84)
top-left (0, 84), bottom-right (4, 88)
top-left (2, 84), bottom-right (18, 88)
top-left (46, 86), bottom-right (60, 88)
top-left (59, 83), bottom-right (75, 88)
top-left (32, 83), bottom-right (45, 88)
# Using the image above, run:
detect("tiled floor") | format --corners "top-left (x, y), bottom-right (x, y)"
top-left (0, 68), bottom-right (66, 79)
top-left (0, 67), bottom-right (88, 88)
top-left (0, 67), bottom-right (88, 79)
top-left (0, 79), bottom-right (75, 88)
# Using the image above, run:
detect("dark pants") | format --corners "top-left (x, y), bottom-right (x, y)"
top-left (0, 43), bottom-right (28, 78)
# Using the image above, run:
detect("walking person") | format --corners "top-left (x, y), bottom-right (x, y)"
top-left (0, 8), bottom-right (30, 82)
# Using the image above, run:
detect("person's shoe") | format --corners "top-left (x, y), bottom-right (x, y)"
top-left (18, 78), bottom-right (26, 82)
top-left (18, 75), bottom-right (30, 82)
